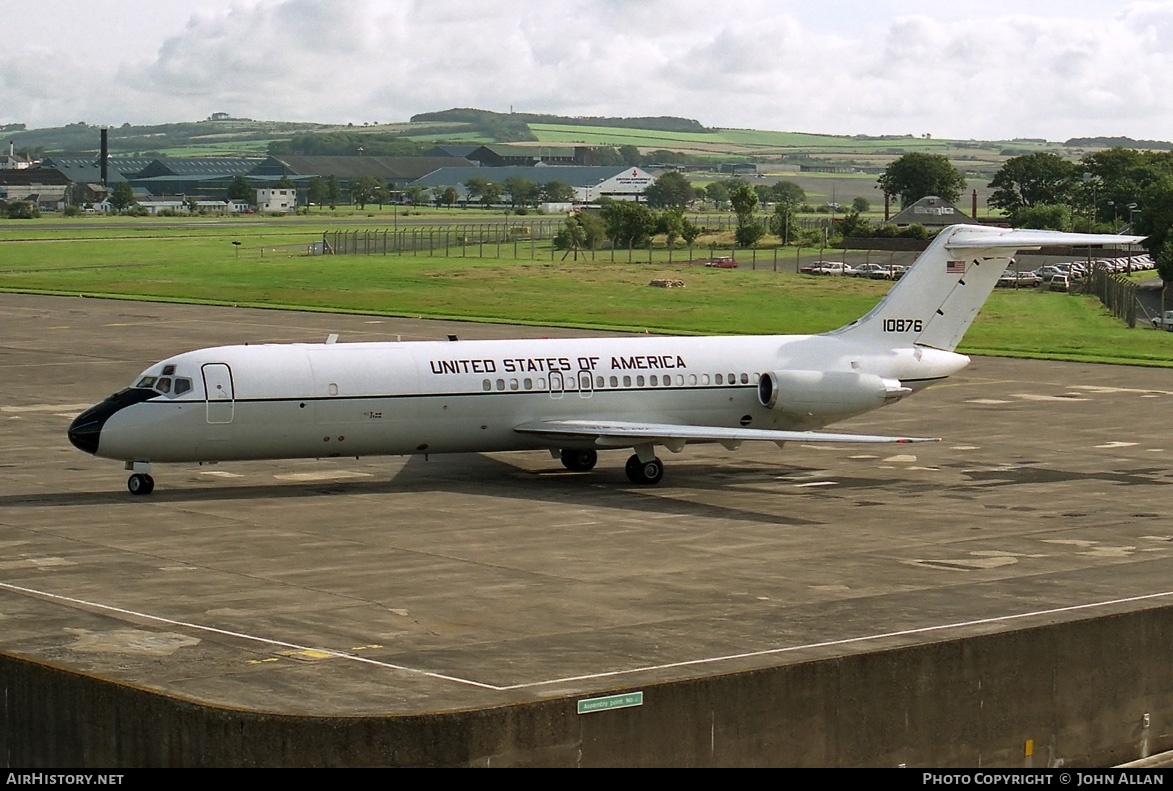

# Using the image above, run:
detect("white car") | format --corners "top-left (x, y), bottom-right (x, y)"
top-left (804, 261), bottom-right (857, 276)
top-left (1152, 311), bottom-right (1173, 331)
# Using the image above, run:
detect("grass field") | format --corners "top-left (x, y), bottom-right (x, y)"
top-left (0, 224), bottom-right (1168, 367)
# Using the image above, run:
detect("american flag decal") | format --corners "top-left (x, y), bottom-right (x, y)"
top-left (946, 260), bottom-right (966, 274)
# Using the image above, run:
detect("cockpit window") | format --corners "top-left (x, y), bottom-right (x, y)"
top-left (162, 364), bottom-right (176, 376)
top-left (133, 374), bottom-right (192, 396)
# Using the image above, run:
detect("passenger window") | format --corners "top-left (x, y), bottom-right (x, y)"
top-left (716, 374), bottom-right (724, 385)
top-left (650, 375), bottom-right (658, 386)
top-left (483, 379), bottom-right (492, 391)
top-left (636, 376), bottom-right (645, 387)
top-left (609, 376), bottom-right (618, 388)
top-left (676, 375), bottom-right (684, 386)
top-left (702, 374), bottom-right (710, 385)
top-left (689, 374), bottom-right (697, 386)
top-left (509, 379), bottom-right (519, 391)
top-left (524, 378), bottom-right (533, 390)
top-left (596, 375), bottom-right (605, 388)
top-left (496, 379), bottom-right (505, 391)
top-left (622, 375), bottom-right (631, 387)
top-left (740, 373), bottom-right (749, 384)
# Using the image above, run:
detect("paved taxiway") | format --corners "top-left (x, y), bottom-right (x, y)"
top-left (1, 293), bottom-right (1171, 716)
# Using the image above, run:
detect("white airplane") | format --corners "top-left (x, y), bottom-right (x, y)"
top-left (68, 224), bottom-right (1142, 495)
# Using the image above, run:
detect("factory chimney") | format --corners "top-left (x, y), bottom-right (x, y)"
top-left (100, 128), bottom-right (108, 186)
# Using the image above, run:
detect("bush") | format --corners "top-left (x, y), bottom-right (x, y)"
top-left (63, 205), bottom-right (82, 217)
top-left (6, 201), bottom-right (40, 219)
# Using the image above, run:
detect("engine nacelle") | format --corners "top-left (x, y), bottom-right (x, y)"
top-left (757, 369), bottom-right (911, 416)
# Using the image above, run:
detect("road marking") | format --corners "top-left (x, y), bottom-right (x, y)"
top-left (1071, 385), bottom-right (1173, 397)
top-left (1, 403), bottom-right (94, 413)
top-left (5, 580), bottom-right (1173, 693)
top-left (1096, 441), bottom-right (1138, 449)
top-left (1011, 393), bottom-right (1089, 402)
top-left (273, 470), bottom-right (372, 481)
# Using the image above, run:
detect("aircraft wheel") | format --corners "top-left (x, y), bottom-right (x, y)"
top-left (625, 454), bottom-right (664, 486)
top-left (560, 448), bottom-right (598, 472)
top-left (127, 473), bottom-right (155, 496)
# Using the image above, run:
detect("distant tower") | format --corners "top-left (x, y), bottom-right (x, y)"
top-left (100, 128), bottom-right (109, 186)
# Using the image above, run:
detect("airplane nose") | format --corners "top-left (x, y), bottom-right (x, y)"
top-left (67, 387), bottom-right (157, 457)
top-left (68, 408), bottom-right (104, 454)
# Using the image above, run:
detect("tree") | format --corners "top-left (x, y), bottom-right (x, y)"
top-left (987, 153), bottom-right (1078, 219)
top-left (704, 181), bottom-right (730, 209)
top-left (1137, 174), bottom-right (1173, 263)
top-left (618, 145), bottom-right (642, 166)
top-left (464, 177), bottom-right (489, 203)
top-left (350, 175), bottom-right (381, 210)
top-left (728, 181), bottom-right (758, 217)
top-left (404, 185), bottom-right (427, 205)
top-left (480, 181), bottom-right (503, 206)
top-left (768, 201), bottom-right (796, 244)
top-left (601, 201), bottom-right (656, 247)
top-left (540, 180), bottom-right (576, 203)
top-left (226, 175), bottom-right (254, 203)
top-left (728, 182), bottom-right (764, 246)
top-left (772, 181), bottom-right (806, 204)
top-left (1156, 237), bottom-right (1173, 286)
top-left (109, 181), bottom-right (136, 212)
top-left (644, 171), bottom-right (695, 209)
top-left (6, 200), bottom-right (40, 219)
top-left (503, 176), bottom-right (540, 208)
top-left (1010, 203), bottom-right (1072, 231)
top-left (878, 153), bottom-right (966, 206)
top-left (441, 186), bottom-right (459, 207)
top-left (851, 196), bottom-right (871, 213)
top-left (306, 177), bottom-right (325, 210)
top-left (325, 175), bottom-right (341, 209)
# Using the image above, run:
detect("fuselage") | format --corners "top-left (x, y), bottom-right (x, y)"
top-left (68, 332), bottom-right (968, 465)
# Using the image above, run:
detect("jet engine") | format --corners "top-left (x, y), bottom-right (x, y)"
top-left (757, 369), bottom-right (911, 417)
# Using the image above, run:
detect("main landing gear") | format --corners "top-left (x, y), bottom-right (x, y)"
top-left (559, 448), bottom-right (664, 485)
top-left (127, 473), bottom-right (155, 496)
top-left (625, 454), bottom-right (664, 486)
top-left (559, 449), bottom-right (598, 472)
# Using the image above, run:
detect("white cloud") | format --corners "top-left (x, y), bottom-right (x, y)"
top-left (2, 0), bottom-right (1173, 141)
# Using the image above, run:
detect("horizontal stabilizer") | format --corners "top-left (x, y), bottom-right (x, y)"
top-left (514, 419), bottom-right (939, 447)
top-left (946, 227), bottom-right (1145, 250)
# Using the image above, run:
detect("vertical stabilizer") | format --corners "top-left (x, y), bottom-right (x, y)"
top-left (829, 225), bottom-right (1143, 352)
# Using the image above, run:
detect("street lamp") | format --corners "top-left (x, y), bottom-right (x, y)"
top-left (1127, 203), bottom-right (1139, 274)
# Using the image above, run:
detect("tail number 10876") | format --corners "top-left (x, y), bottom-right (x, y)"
top-left (883, 318), bottom-right (923, 333)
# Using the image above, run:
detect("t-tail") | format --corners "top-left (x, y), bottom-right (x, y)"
top-left (829, 224), bottom-right (1144, 352)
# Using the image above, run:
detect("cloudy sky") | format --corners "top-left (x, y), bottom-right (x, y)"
top-left (4, 0), bottom-right (1172, 141)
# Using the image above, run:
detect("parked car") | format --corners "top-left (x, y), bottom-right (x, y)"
top-left (1152, 311), bottom-right (1173, 331)
top-left (852, 263), bottom-right (892, 279)
top-left (801, 261), bottom-right (857, 276)
top-left (705, 256), bottom-right (738, 268)
top-left (1048, 274), bottom-right (1071, 292)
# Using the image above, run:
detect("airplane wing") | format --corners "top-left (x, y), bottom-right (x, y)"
top-left (514, 419), bottom-right (938, 450)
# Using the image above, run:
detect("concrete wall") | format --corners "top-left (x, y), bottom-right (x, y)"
top-left (4, 607), bottom-right (1172, 767)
